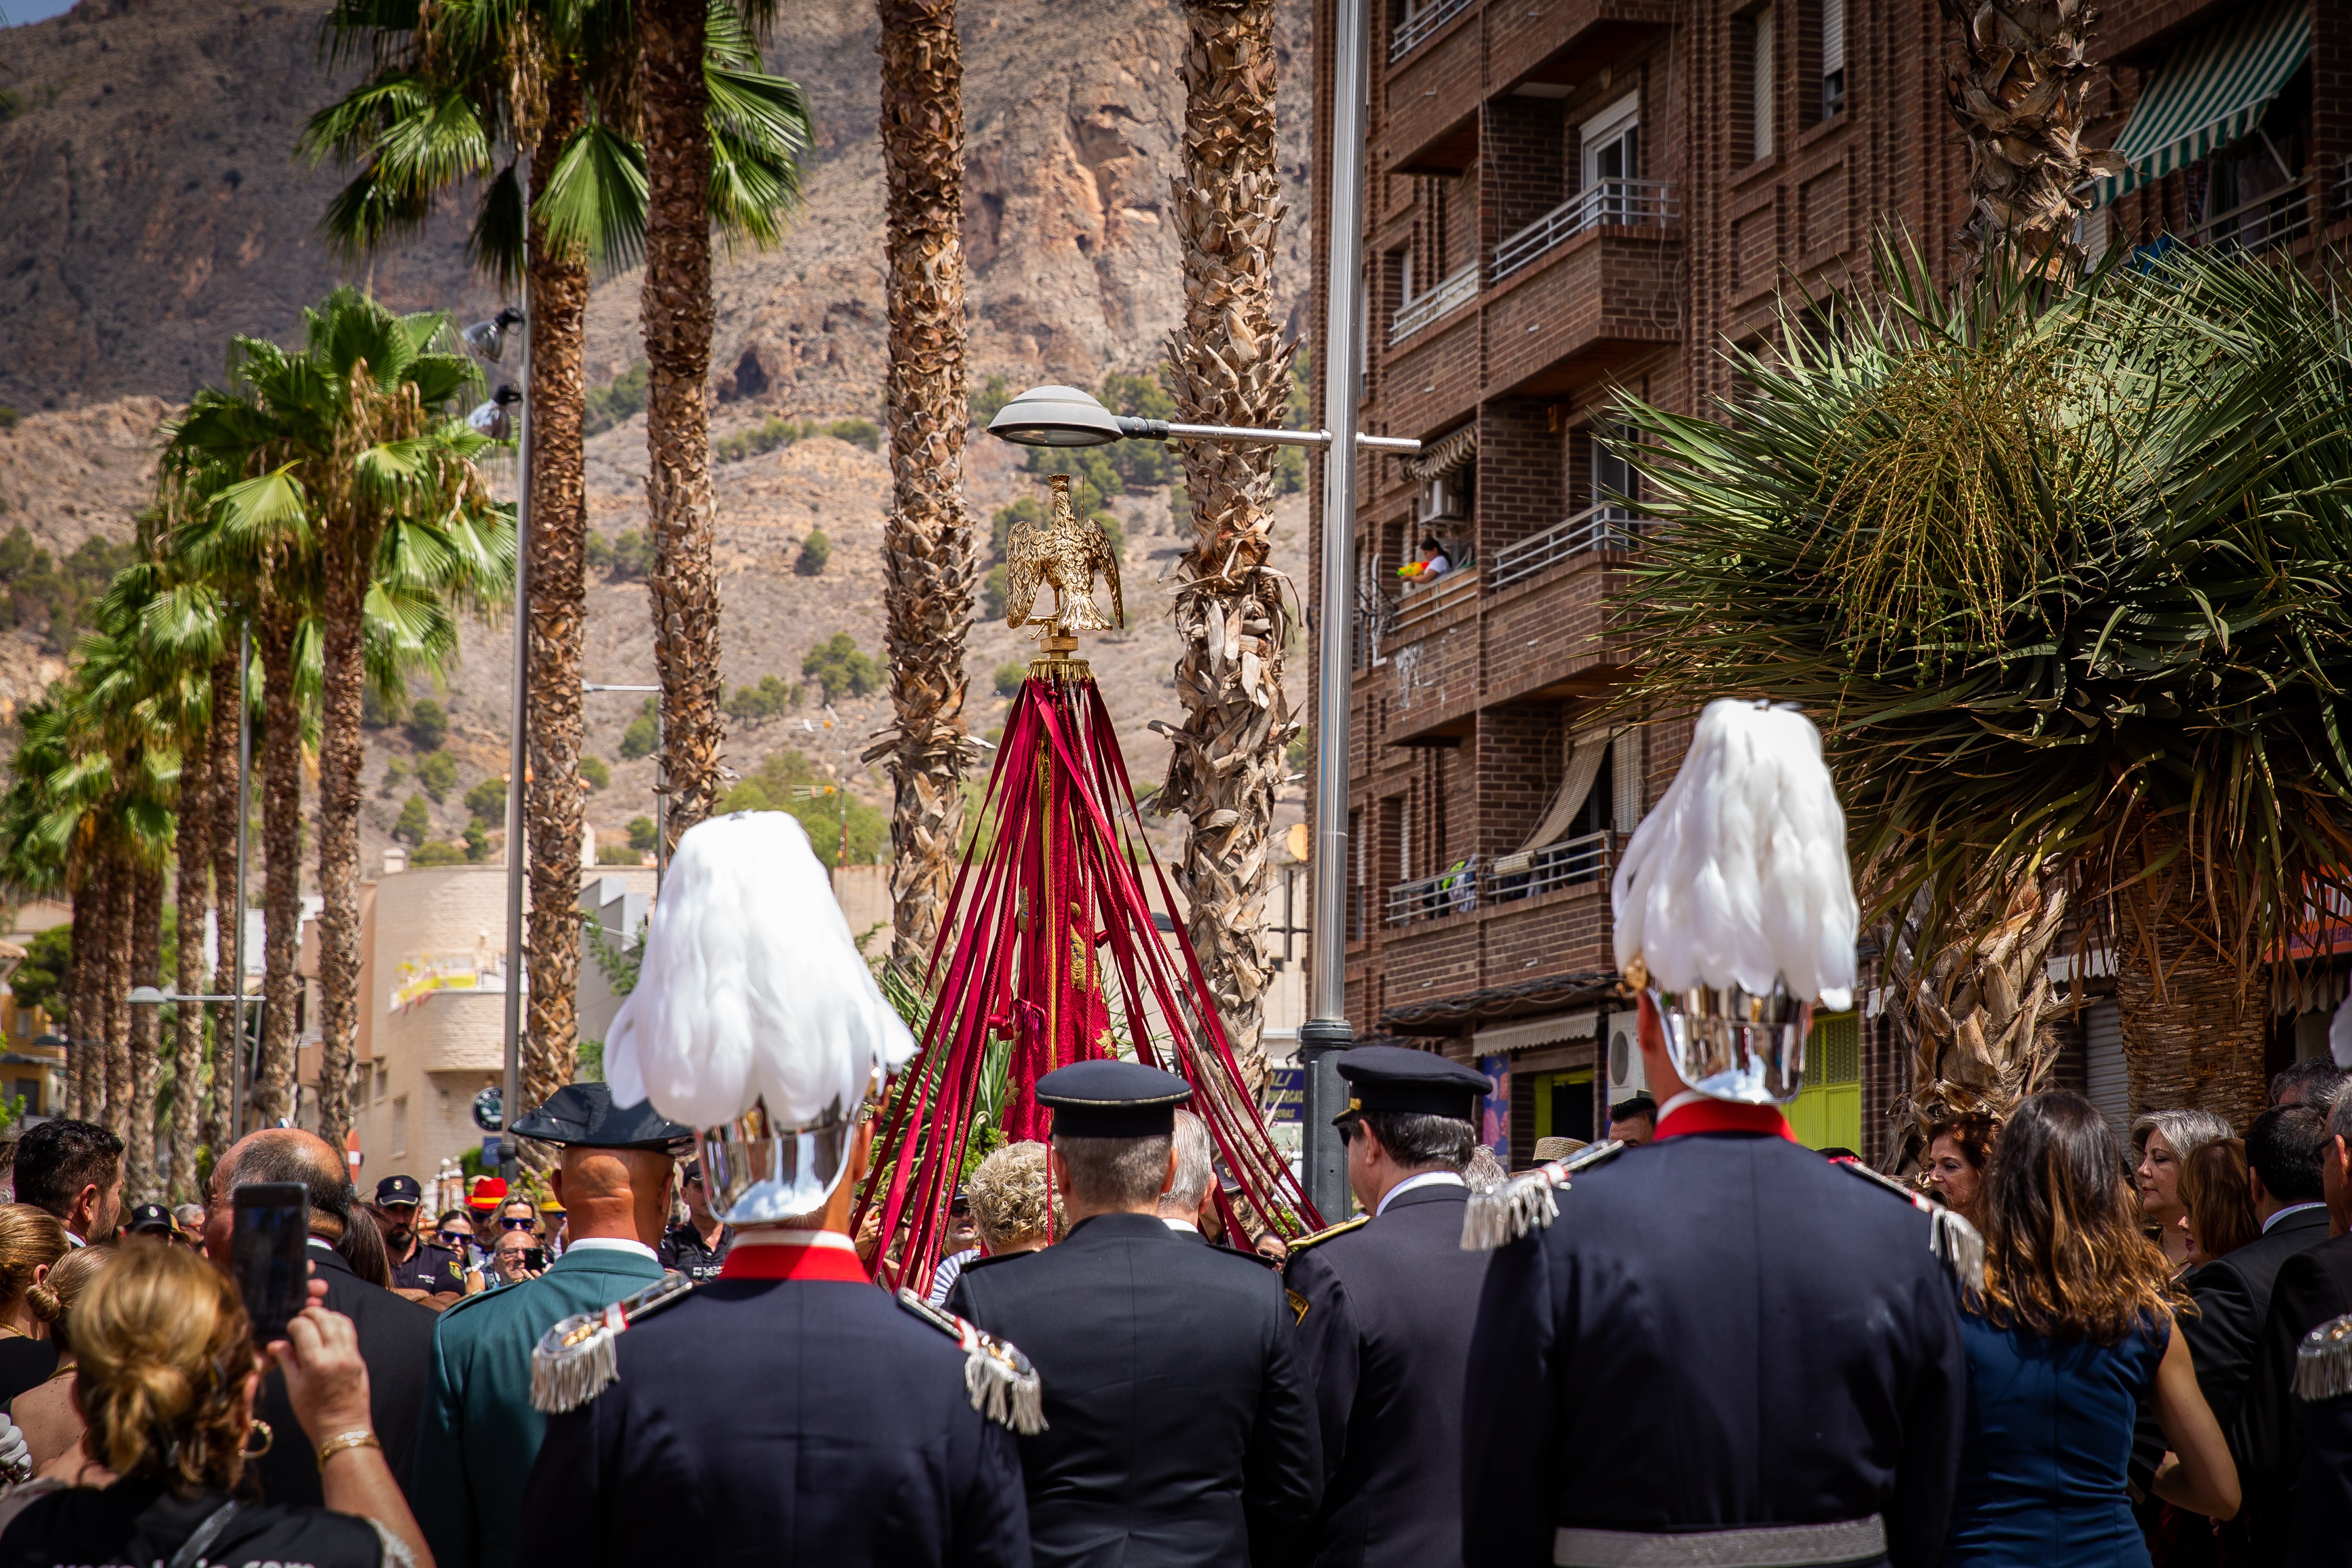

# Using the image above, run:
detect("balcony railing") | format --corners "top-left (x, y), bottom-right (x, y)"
top-left (1492, 180), bottom-right (1678, 282)
top-left (1490, 830), bottom-right (1614, 903)
top-left (2182, 176), bottom-right (2312, 256)
top-left (1352, 584), bottom-right (1399, 671)
top-left (1389, 264), bottom-right (1479, 345)
top-left (1392, 564), bottom-right (1480, 637)
top-left (1387, 857), bottom-right (1484, 927)
top-left (1490, 504), bottom-right (1637, 589)
top-left (1389, 0), bottom-right (1472, 61)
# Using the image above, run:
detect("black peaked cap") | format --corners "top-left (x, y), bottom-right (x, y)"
top-left (1334, 1045), bottom-right (1490, 1123)
top-left (1036, 1059), bottom-right (1193, 1138)
top-left (511, 1082), bottom-right (696, 1150)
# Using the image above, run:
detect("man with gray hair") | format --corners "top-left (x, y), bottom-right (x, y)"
top-left (1158, 1108), bottom-right (1215, 1237)
top-left (947, 1059), bottom-right (1321, 1566)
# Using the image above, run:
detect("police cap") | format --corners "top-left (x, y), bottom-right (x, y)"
top-left (374, 1174), bottom-right (424, 1208)
top-left (1334, 1045), bottom-right (1489, 1123)
top-left (1036, 1060), bottom-right (1192, 1138)
top-left (511, 1082), bottom-right (696, 1150)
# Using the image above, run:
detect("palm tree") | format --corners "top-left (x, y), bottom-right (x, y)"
top-left (1608, 241), bottom-right (2352, 1142)
top-left (874, 0), bottom-right (972, 968)
top-left (1936, 0), bottom-right (2114, 279)
top-left (1162, 0), bottom-right (1297, 1094)
top-left (309, 0), bottom-right (810, 1114)
top-left (205, 643), bottom-right (245, 1156)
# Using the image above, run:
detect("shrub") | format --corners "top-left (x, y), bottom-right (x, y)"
top-left (395, 794), bottom-right (431, 844)
top-left (627, 816), bottom-right (659, 853)
top-left (969, 374), bottom-right (1012, 427)
top-left (406, 699), bottom-right (448, 751)
top-left (416, 750), bottom-right (457, 802)
top-left (719, 750), bottom-right (886, 867)
top-left (992, 662), bottom-right (1027, 697)
top-left (465, 776), bottom-right (508, 826)
top-left (596, 841), bottom-right (641, 865)
top-left (982, 563), bottom-right (1009, 621)
top-left (412, 841), bottom-right (467, 866)
top-left (725, 674), bottom-right (800, 722)
top-left (824, 418), bottom-right (881, 452)
top-left (802, 632), bottom-right (878, 703)
top-left (579, 755), bottom-right (610, 790)
top-left (796, 529), bottom-right (831, 576)
top-left (620, 698), bottom-right (659, 760)
top-left (380, 757), bottom-right (408, 796)
top-left (463, 824), bottom-right (490, 862)
top-left (0, 407), bottom-right (17, 430)
top-left (360, 687), bottom-right (402, 728)
top-left (584, 361), bottom-right (649, 436)
top-left (587, 530), bottom-right (653, 580)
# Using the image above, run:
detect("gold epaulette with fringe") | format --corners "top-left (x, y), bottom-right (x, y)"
top-left (895, 1289), bottom-right (1047, 1435)
top-left (1286, 1214), bottom-right (1370, 1256)
top-left (1461, 1140), bottom-right (1625, 1251)
top-left (1837, 1160), bottom-right (1986, 1292)
top-left (2294, 1312), bottom-right (2352, 1402)
top-left (530, 1273), bottom-right (699, 1415)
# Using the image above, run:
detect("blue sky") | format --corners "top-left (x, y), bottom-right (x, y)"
top-left (3, 0), bottom-right (80, 24)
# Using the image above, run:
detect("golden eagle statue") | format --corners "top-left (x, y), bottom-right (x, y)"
top-left (1006, 474), bottom-right (1123, 638)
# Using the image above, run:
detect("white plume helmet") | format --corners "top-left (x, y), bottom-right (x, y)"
top-left (1610, 699), bottom-right (1858, 1010)
top-left (605, 811), bottom-right (916, 1130)
top-left (2331, 988), bottom-right (2352, 1070)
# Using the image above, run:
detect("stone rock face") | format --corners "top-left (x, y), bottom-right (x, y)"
top-left (0, 0), bottom-right (1316, 880)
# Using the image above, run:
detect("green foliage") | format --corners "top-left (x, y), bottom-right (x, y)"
top-left (0, 407), bottom-right (16, 430)
top-left (626, 816), bottom-right (659, 853)
top-left (380, 756), bottom-right (407, 795)
top-left (579, 755), bottom-right (610, 790)
top-left (596, 841), bottom-right (641, 864)
top-left (719, 751), bottom-right (887, 868)
top-left (584, 362), bottom-right (649, 436)
top-left (581, 912), bottom-right (645, 997)
top-left (463, 823), bottom-right (490, 861)
top-left (360, 686), bottom-right (402, 727)
top-left (982, 563), bottom-right (1009, 621)
top-left (795, 528), bottom-right (831, 576)
top-left (0, 528), bottom-right (138, 653)
top-left (992, 662), bottom-right (1027, 698)
top-left (412, 840), bottom-right (467, 866)
top-left (394, 793), bottom-right (431, 844)
top-left (586, 530), bottom-right (653, 579)
top-left (464, 775), bottom-right (507, 826)
top-left (825, 418), bottom-right (881, 452)
top-left (724, 674), bottom-right (800, 722)
top-left (576, 1039), bottom-right (606, 1081)
top-left (801, 632), bottom-right (877, 702)
top-left (416, 750), bottom-right (457, 801)
top-left (620, 698), bottom-right (659, 759)
top-left (7, 925), bottom-right (71, 1021)
top-left (1026, 445), bottom-right (1123, 506)
top-left (715, 416), bottom-right (883, 464)
top-left (1095, 370), bottom-right (1176, 490)
top-left (405, 699), bottom-right (448, 751)
top-left (969, 374), bottom-right (1013, 428)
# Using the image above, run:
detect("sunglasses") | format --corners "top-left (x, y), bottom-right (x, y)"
top-left (499, 1215), bottom-right (537, 1230)
top-left (436, 1229), bottom-right (470, 1246)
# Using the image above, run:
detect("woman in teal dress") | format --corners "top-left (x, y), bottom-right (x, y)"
top-left (1947, 1092), bottom-right (2240, 1566)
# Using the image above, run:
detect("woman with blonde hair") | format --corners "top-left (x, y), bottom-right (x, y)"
top-left (0, 1206), bottom-right (70, 1407)
top-left (1944, 1092), bottom-right (2238, 1565)
top-left (9, 1243), bottom-right (116, 1481)
top-left (0, 1241), bottom-right (432, 1567)
top-left (2132, 1108), bottom-right (2233, 1270)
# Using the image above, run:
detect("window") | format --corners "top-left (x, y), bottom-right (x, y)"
top-left (1580, 91), bottom-right (1641, 216)
top-left (1820, 0), bottom-right (1845, 119)
top-left (374, 1064), bottom-right (389, 1103)
top-left (391, 1095), bottom-right (409, 1158)
top-left (1592, 426), bottom-right (1638, 516)
top-left (1611, 731), bottom-right (1643, 835)
top-left (1751, 7), bottom-right (1776, 160)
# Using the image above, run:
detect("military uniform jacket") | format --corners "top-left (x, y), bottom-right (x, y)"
top-left (1283, 1180), bottom-right (1488, 1568)
top-left (252, 1241), bottom-right (437, 1508)
top-left (947, 1210), bottom-right (1323, 1568)
top-left (517, 1270), bottom-right (1031, 1568)
top-left (412, 1242), bottom-right (667, 1568)
top-left (2232, 1229), bottom-right (2352, 1562)
top-left (1461, 1130), bottom-right (1966, 1568)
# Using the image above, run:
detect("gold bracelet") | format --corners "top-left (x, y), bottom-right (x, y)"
top-left (316, 1429), bottom-right (381, 1466)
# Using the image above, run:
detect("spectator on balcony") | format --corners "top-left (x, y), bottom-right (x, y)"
top-left (1397, 537), bottom-right (1450, 585)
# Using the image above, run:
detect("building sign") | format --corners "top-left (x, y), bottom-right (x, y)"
top-left (1264, 1065), bottom-right (1305, 1125)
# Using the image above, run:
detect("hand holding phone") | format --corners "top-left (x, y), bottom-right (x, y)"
top-left (522, 1247), bottom-right (547, 1273)
top-left (231, 1183), bottom-right (312, 1345)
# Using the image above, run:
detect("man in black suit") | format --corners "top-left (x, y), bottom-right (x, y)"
top-left (203, 1128), bottom-right (437, 1506)
top-left (947, 1059), bottom-right (1322, 1567)
top-left (2234, 1085), bottom-right (2352, 1562)
top-left (1281, 1045), bottom-right (1494, 1568)
top-left (2184, 1106), bottom-right (2332, 1435)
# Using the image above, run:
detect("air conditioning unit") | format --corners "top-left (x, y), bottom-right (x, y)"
top-left (1606, 1013), bottom-right (1646, 1099)
top-left (1416, 473), bottom-right (1467, 524)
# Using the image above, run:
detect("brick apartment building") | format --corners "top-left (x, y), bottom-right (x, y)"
top-left (1304, 0), bottom-right (2352, 1162)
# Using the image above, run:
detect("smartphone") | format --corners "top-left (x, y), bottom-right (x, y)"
top-left (522, 1247), bottom-right (547, 1272)
top-left (231, 1183), bottom-right (312, 1344)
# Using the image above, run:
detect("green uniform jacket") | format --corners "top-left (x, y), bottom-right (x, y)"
top-left (410, 1243), bottom-right (668, 1568)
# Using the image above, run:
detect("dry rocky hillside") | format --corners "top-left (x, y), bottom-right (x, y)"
top-left (0, 0), bottom-right (1317, 880)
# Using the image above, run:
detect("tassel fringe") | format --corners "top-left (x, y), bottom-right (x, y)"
top-left (531, 1275), bottom-right (700, 1414)
top-left (899, 1288), bottom-right (1048, 1434)
top-left (2294, 1313), bottom-right (2352, 1402)
top-left (1461, 1142), bottom-right (1626, 1251)
top-left (1928, 1208), bottom-right (1986, 1294)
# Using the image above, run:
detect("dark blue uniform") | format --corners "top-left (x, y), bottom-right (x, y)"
top-left (947, 1211), bottom-right (1322, 1568)
top-left (1283, 1181), bottom-right (1488, 1568)
top-left (516, 1274), bottom-right (1031, 1568)
top-left (1461, 1129), bottom-right (1966, 1568)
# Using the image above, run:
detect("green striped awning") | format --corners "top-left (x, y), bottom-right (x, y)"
top-left (2093, 0), bottom-right (2310, 207)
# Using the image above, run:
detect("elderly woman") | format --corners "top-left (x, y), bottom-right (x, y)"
top-left (1924, 1114), bottom-right (1999, 1227)
top-left (0, 1243), bottom-right (432, 1567)
top-left (927, 1141), bottom-right (1054, 1307)
top-left (2132, 1109), bottom-right (2234, 1270)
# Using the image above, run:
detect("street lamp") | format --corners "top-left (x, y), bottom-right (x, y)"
top-left (462, 306), bottom-right (526, 364)
top-left (985, 383), bottom-right (1420, 455)
top-left (127, 988), bottom-right (245, 1006)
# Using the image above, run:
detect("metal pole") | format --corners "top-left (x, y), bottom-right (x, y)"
top-left (1298, 0), bottom-right (1370, 1224)
top-left (230, 621), bottom-right (253, 1142)
top-left (499, 289), bottom-right (532, 1187)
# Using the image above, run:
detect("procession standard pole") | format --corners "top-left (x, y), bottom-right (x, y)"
top-left (1298, 0), bottom-right (1369, 1224)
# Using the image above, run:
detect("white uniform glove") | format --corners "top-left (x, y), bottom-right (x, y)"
top-left (0, 1409), bottom-right (30, 1483)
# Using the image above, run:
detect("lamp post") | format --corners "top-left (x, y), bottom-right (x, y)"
top-left (985, 350), bottom-right (1409, 1221)
top-left (229, 619), bottom-right (253, 1140)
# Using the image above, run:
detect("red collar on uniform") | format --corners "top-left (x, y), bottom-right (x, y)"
top-left (718, 1238), bottom-right (872, 1283)
top-left (1653, 1098), bottom-right (1798, 1142)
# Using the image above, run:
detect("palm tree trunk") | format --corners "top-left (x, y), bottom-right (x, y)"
top-left (522, 75), bottom-right (593, 1141)
top-left (875, 0), bottom-right (973, 970)
top-left (63, 875), bottom-right (94, 1120)
top-left (253, 610), bottom-right (304, 1128)
top-left (104, 845), bottom-right (134, 1135)
top-left (126, 861), bottom-right (164, 1199)
top-left (1886, 872), bottom-right (2070, 1171)
top-left (2114, 833), bottom-right (2267, 1128)
top-left (313, 554), bottom-right (373, 1153)
top-left (1936, 0), bottom-right (2102, 278)
top-left (1163, 0), bottom-right (1295, 1097)
top-left (207, 646), bottom-right (243, 1155)
top-left (639, 0), bottom-right (726, 848)
top-left (172, 726), bottom-right (213, 1203)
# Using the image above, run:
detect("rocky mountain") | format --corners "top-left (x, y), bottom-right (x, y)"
top-left (0, 0), bottom-right (1316, 879)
